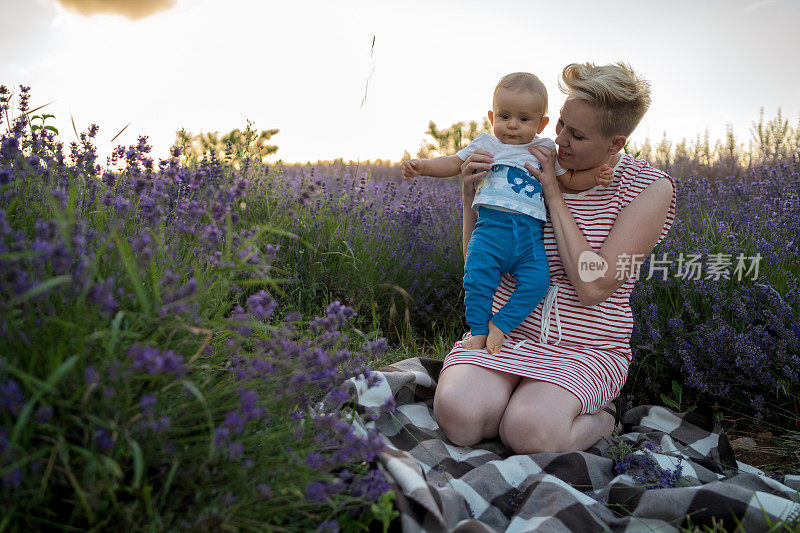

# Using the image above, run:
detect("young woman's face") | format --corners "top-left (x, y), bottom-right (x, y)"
top-left (554, 98), bottom-right (624, 170)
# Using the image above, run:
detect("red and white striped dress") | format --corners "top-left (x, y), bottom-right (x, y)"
top-left (443, 154), bottom-right (677, 414)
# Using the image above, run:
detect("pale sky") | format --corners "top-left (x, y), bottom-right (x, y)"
top-left (2, 0), bottom-right (799, 164)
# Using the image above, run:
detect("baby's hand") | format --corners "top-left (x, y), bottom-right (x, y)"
top-left (401, 159), bottom-right (424, 180)
top-left (596, 164), bottom-right (613, 187)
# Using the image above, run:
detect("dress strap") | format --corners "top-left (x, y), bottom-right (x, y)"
top-left (539, 285), bottom-right (562, 345)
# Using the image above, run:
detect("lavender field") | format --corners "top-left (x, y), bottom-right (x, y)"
top-left (1, 85), bottom-right (799, 529)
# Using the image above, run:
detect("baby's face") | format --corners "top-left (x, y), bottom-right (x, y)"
top-left (489, 87), bottom-right (547, 145)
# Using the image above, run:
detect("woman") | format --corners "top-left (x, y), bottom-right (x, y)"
top-left (433, 62), bottom-right (677, 454)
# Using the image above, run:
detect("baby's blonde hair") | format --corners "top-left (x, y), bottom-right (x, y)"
top-left (493, 72), bottom-right (548, 115)
top-left (559, 62), bottom-right (651, 137)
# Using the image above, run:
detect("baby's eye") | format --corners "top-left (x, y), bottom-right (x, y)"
top-left (520, 117), bottom-right (529, 122)
top-left (499, 114), bottom-right (509, 119)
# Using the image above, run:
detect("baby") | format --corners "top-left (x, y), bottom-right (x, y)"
top-left (402, 72), bottom-right (612, 353)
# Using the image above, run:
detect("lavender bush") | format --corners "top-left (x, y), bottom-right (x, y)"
top-left (3, 81), bottom-right (798, 531)
top-left (0, 85), bottom-right (393, 531)
top-left (628, 158), bottom-right (800, 426)
top-left (248, 162), bottom-right (465, 342)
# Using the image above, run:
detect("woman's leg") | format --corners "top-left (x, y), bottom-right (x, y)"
top-left (434, 363), bottom-right (521, 447)
top-left (499, 379), bottom-right (615, 454)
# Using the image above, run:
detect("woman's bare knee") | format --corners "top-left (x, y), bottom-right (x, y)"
top-left (434, 380), bottom-right (504, 446)
top-left (501, 411), bottom-right (568, 454)
top-left (433, 394), bottom-right (486, 446)
top-left (499, 380), bottom-right (582, 454)
top-left (433, 364), bottom-right (519, 446)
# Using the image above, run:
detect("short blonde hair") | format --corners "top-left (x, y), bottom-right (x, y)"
top-left (494, 72), bottom-right (548, 115)
top-left (559, 62), bottom-right (651, 137)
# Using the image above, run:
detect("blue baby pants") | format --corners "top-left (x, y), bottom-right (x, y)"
top-left (463, 207), bottom-right (550, 336)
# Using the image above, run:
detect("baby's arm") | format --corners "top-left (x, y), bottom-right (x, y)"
top-left (402, 155), bottom-right (463, 180)
top-left (556, 165), bottom-right (614, 191)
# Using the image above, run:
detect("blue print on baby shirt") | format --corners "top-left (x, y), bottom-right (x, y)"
top-left (495, 164), bottom-right (542, 198)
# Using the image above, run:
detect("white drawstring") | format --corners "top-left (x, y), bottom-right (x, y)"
top-left (511, 285), bottom-right (562, 351)
top-left (538, 285), bottom-right (562, 345)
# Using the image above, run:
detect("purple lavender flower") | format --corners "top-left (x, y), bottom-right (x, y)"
top-left (132, 232), bottom-right (154, 263)
top-left (381, 396), bottom-right (396, 415)
top-left (214, 426), bottom-right (230, 446)
top-left (363, 338), bottom-right (389, 357)
top-left (140, 394), bottom-right (157, 417)
top-left (350, 468), bottom-right (392, 501)
top-left (327, 386), bottom-right (350, 406)
top-left (0, 379), bottom-right (24, 416)
top-left (34, 406), bottom-right (54, 423)
top-left (2, 468), bottom-right (22, 489)
top-left (310, 301), bottom-right (355, 334)
top-left (84, 366), bottom-right (101, 385)
top-left (228, 441), bottom-right (244, 460)
top-left (636, 439), bottom-right (653, 450)
top-left (246, 290), bottom-right (276, 320)
top-left (227, 305), bottom-right (252, 337)
top-left (94, 428), bottom-right (114, 451)
top-left (305, 480), bottom-right (332, 504)
top-left (317, 520), bottom-right (339, 532)
top-left (305, 452), bottom-right (327, 470)
top-left (238, 388), bottom-right (266, 421)
top-left (257, 483), bottom-right (272, 498)
top-left (147, 416), bottom-right (171, 434)
top-left (222, 410), bottom-right (245, 434)
top-left (614, 451), bottom-right (684, 489)
top-left (128, 345), bottom-right (187, 377)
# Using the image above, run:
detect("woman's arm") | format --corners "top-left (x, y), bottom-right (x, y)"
top-left (527, 147), bottom-right (673, 307)
top-left (459, 149), bottom-right (494, 261)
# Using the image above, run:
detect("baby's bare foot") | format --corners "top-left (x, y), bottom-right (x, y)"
top-left (486, 321), bottom-right (504, 354)
top-left (463, 334), bottom-right (487, 350)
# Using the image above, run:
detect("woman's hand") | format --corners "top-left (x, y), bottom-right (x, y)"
top-left (460, 149), bottom-right (494, 200)
top-left (525, 145), bottom-right (559, 198)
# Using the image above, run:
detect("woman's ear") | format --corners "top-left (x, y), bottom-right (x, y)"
top-left (609, 134), bottom-right (627, 154)
top-left (537, 116), bottom-right (550, 134)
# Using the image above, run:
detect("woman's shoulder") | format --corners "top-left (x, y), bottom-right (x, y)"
top-left (613, 155), bottom-right (677, 244)
top-left (616, 154), bottom-right (674, 188)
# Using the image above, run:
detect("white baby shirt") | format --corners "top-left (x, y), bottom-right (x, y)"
top-left (456, 132), bottom-right (567, 222)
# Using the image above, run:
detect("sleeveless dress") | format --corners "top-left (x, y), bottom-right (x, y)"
top-left (442, 154), bottom-right (678, 415)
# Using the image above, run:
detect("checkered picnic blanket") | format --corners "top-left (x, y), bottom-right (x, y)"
top-left (349, 358), bottom-right (800, 532)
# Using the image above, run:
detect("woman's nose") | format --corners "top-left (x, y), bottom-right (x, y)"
top-left (555, 130), bottom-right (567, 146)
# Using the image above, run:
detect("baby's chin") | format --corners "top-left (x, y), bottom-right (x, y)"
top-left (500, 134), bottom-right (534, 145)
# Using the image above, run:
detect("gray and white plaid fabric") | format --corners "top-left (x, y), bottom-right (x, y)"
top-left (349, 358), bottom-right (800, 532)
